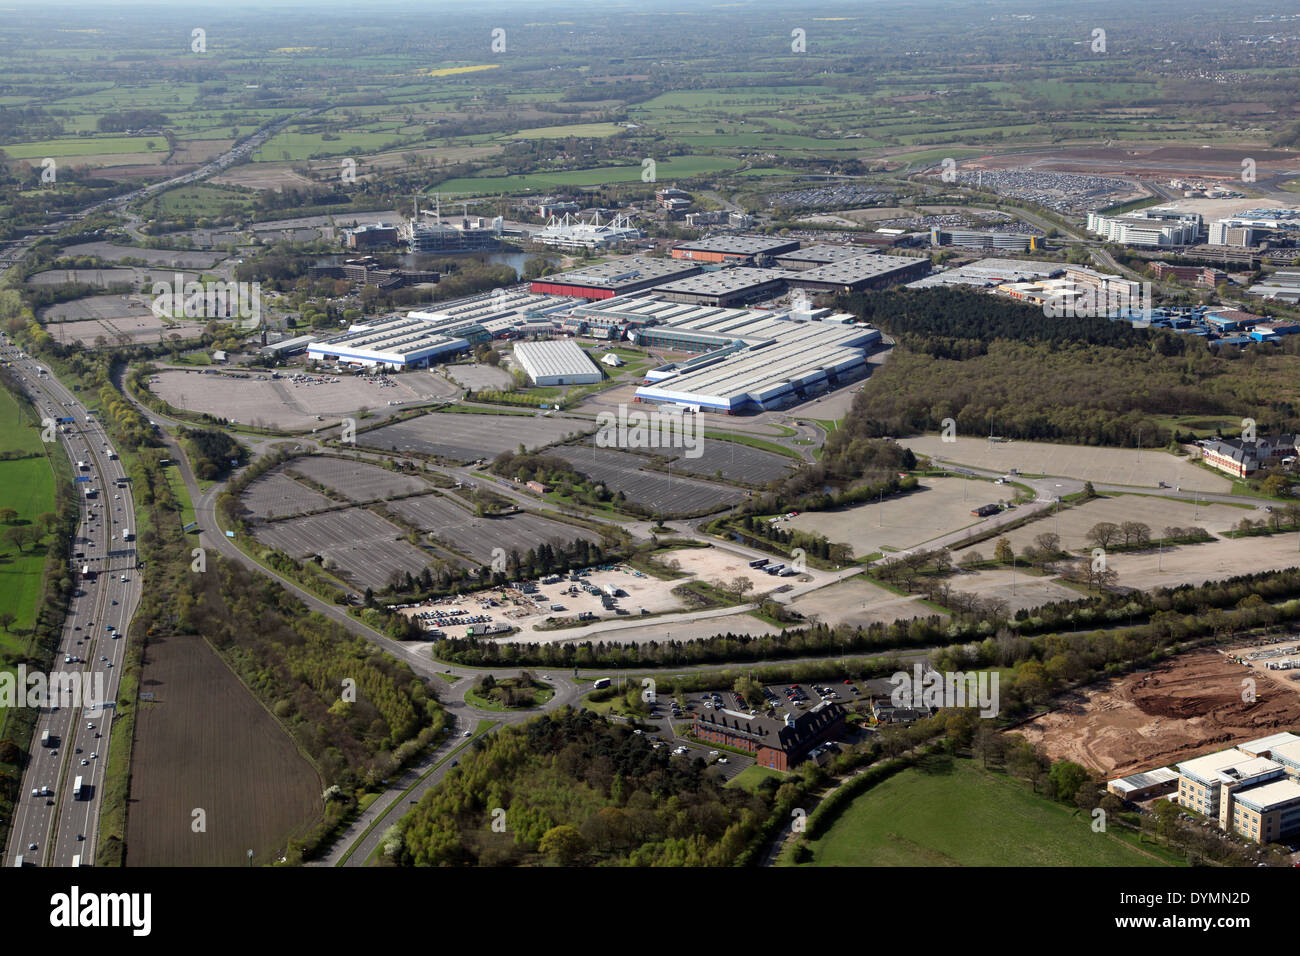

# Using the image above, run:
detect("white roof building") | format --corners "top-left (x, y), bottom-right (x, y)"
top-left (513, 339), bottom-right (603, 386)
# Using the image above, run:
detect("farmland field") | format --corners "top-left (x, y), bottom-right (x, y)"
top-left (125, 632), bottom-right (322, 866)
top-left (797, 757), bottom-right (1176, 867)
top-left (0, 388), bottom-right (56, 641)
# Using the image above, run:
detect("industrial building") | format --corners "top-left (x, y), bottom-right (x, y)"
top-left (1175, 733), bottom-right (1300, 843)
top-left (651, 267), bottom-right (795, 306)
top-left (259, 333), bottom-right (316, 358)
top-left (929, 226), bottom-right (1040, 251)
top-left (1248, 268), bottom-right (1300, 304)
top-left (512, 339), bottom-right (603, 386)
top-left (1106, 767), bottom-right (1180, 802)
top-left (774, 244), bottom-right (880, 270)
top-left (670, 234), bottom-right (801, 264)
top-left (996, 265), bottom-right (1143, 315)
top-left (528, 256), bottom-right (702, 300)
top-left (1085, 208), bottom-right (1201, 247)
top-left (786, 253), bottom-right (929, 294)
top-left (308, 315), bottom-right (478, 369)
top-left (306, 289), bottom-right (579, 368)
top-left (615, 297), bottom-right (881, 413)
top-left (693, 701), bottom-right (846, 771)
top-left (907, 257), bottom-right (1065, 290)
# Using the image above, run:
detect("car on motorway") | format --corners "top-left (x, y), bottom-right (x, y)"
top-left (462, 730), bottom-right (471, 737)
top-left (81, 759), bottom-right (88, 766)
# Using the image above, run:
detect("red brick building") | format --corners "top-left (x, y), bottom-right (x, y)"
top-left (693, 702), bottom-right (846, 771)
top-left (1149, 262), bottom-right (1228, 288)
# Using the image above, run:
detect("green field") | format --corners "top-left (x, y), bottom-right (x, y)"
top-left (2, 136), bottom-right (166, 159)
top-left (506, 123), bottom-right (625, 140)
top-left (798, 758), bottom-right (1178, 867)
top-left (161, 464), bottom-right (198, 532)
top-left (0, 387), bottom-right (57, 644)
top-left (139, 184), bottom-right (255, 218)
top-left (432, 157), bottom-right (743, 195)
top-left (725, 764), bottom-right (785, 792)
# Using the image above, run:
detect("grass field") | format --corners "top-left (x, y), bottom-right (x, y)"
top-left (725, 764), bottom-right (784, 792)
top-left (2, 136), bottom-right (166, 159)
top-left (0, 387), bottom-right (56, 641)
top-left (161, 464), bottom-right (198, 532)
top-left (506, 122), bottom-right (625, 140)
top-left (431, 157), bottom-right (743, 195)
top-left (798, 757), bottom-right (1178, 867)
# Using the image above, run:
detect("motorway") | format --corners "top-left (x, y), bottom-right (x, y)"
top-left (1, 338), bottom-right (143, 868)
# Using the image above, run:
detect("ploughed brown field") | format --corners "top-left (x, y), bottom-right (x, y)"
top-left (1015, 649), bottom-right (1300, 779)
top-left (125, 633), bottom-right (322, 865)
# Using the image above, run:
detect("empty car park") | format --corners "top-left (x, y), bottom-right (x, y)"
top-left (384, 494), bottom-right (600, 565)
top-left (284, 456), bottom-right (429, 502)
top-left (555, 445), bottom-right (747, 515)
top-left (361, 411), bottom-right (586, 462)
top-left (252, 507), bottom-right (433, 592)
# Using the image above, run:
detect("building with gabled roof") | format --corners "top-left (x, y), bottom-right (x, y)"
top-left (693, 701), bottom-right (846, 771)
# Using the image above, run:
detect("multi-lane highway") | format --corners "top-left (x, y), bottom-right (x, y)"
top-left (1, 338), bottom-right (143, 867)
